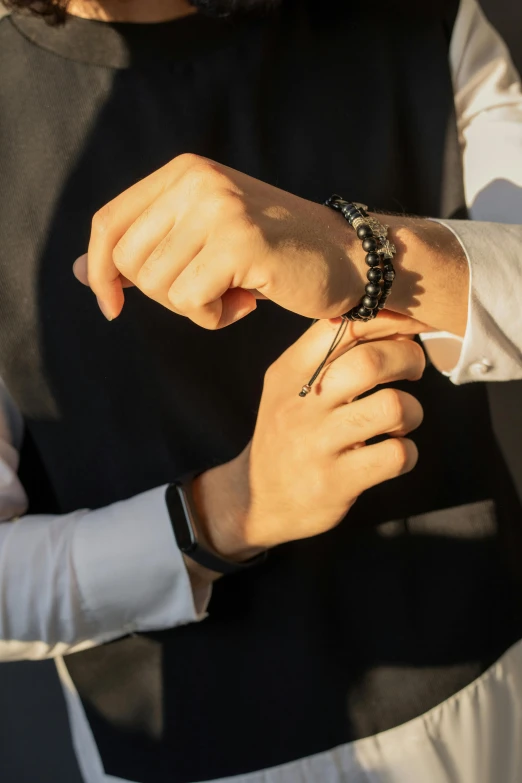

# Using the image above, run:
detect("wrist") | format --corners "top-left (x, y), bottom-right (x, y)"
top-left (191, 451), bottom-right (266, 563)
top-left (387, 216), bottom-right (469, 336)
top-left (345, 212), bottom-right (469, 336)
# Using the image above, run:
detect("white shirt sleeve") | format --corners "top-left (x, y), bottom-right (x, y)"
top-left (0, 378), bottom-right (210, 662)
top-left (424, 0), bottom-right (522, 384)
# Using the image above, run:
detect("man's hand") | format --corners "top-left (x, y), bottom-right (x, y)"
top-left (190, 314), bottom-right (425, 559)
top-left (74, 153), bottom-right (469, 335)
top-left (74, 153), bottom-right (363, 328)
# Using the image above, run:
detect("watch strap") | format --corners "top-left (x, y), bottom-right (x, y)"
top-left (166, 480), bottom-right (267, 575)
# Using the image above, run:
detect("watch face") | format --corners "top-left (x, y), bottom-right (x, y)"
top-left (167, 484), bottom-right (197, 553)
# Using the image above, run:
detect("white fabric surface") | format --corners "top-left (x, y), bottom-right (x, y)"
top-left (0, 378), bottom-right (209, 662)
top-left (59, 636), bottom-right (522, 783)
top-left (424, 0), bottom-right (522, 385)
top-left (432, 219), bottom-right (522, 384)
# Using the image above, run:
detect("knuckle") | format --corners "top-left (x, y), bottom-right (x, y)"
top-left (168, 287), bottom-right (188, 311)
top-left (413, 398), bottom-right (425, 427)
top-left (189, 294), bottom-right (207, 311)
top-left (355, 344), bottom-right (384, 384)
top-left (181, 156), bottom-right (221, 194)
top-left (404, 393), bottom-right (424, 431)
top-left (202, 314), bottom-right (222, 331)
top-left (203, 192), bottom-right (235, 222)
top-left (175, 152), bottom-right (204, 169)
top-left (168, 287), bottom-right (205, 313)
top-left (379, 387), bottom-right (406, 428)
top-left (112, 239), bottom-right (131, 273)
top-left (408, 340), bottom-right (427, 379)
top-left (136, 267), bottom-right (156, 296)
top-left (91, 204), bottom-right (113, 236)
top-left (181, 165), bottom-right (209, 194)
top-left (386, 437), bottom-right (412, 474)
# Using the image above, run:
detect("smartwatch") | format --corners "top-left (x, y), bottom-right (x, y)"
top-left (166, 478), bottom-right (268, 575)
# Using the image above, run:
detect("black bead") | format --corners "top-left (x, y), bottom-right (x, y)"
top-left (365, 252), bottom-right (380, 267)
top-left (356, 224), bottom-right (372, 240)
top-left (362, 295), bottom-right (379, 309)
top-left (367, 267), bottom-right (382, 282)
top-left (384, 269), bottom-right (396, 282)
top-left (362, 237), bottom-right (377, 252)
top-left (365, 283), bottom-right (382, 297)
top-left (383, 280), bottom-right (393, 290)
top-left (358, 305), bottom-right (372, 318)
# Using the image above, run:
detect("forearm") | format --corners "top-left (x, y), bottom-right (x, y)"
top-left (0, 487), bottom-right (209, 661)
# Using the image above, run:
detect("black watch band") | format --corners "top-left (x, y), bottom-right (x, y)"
top-left (165, 479), bottom-right (267, 575)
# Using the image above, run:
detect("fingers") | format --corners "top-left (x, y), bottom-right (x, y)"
top-left (272, 318), bottom-right (359, 382)
top-left (73, 254), bottom-right (135, 289)
top-left (180, 288), bottom-right (257, 330)
top-left (316, 337), bottom-right (426, 407)
top-left (325, 388), bottom-right (423, 452)
top-left (133, 222), bottom-right (206, 312)
top-left (335, 436), bottom-right (419, 496)
top-left (84, 153), bottom-right (198, 319)
top-left (109, 191), bottom-right (182, 284)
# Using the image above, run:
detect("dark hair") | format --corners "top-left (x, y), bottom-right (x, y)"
top-left (4, 1), bottom-right (70, 24)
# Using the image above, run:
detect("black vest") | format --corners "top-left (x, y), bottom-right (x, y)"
top-left (1, 3), bottom-right (522, 781)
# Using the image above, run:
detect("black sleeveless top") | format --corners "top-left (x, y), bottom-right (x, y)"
top-left (1, 3), bottom-right (521, 781)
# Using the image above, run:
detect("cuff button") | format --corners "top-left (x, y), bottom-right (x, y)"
top-left (470, 359), bottom-right (493, 376)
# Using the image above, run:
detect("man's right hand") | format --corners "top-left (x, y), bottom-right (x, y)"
top-left (191, 313), bottom-right (425, 563)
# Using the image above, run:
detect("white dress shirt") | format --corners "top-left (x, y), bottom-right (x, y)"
top-left (1, 0), bottom-right (522, 781)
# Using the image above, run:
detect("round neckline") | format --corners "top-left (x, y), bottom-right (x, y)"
top-left (9, 10), bottom-right (250, 69)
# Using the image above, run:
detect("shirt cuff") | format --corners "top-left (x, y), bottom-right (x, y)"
top-left (73, 486), bottom-right (211, 639)
top-left (430, 218), bottom-right (522, 384)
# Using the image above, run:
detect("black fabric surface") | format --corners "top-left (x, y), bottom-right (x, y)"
top-left (1, 2), bottom-right (522, 781)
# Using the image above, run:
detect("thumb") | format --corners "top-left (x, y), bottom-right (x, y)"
top-left (278, 311), bottom-right (432, 389)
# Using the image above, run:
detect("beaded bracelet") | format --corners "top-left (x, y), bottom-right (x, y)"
top-left (299, 196), bottom-right (397, 397)
top-left (324, 195), bottom-right (397, 321)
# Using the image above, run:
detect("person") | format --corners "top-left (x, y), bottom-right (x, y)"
top-left (0, 1), bottom-right (522, 782)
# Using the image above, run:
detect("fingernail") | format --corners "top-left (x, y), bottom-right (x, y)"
top-left (72, 254), bottom-right (89, 284)
top-left (96, 297), bottom-right (115, 321)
